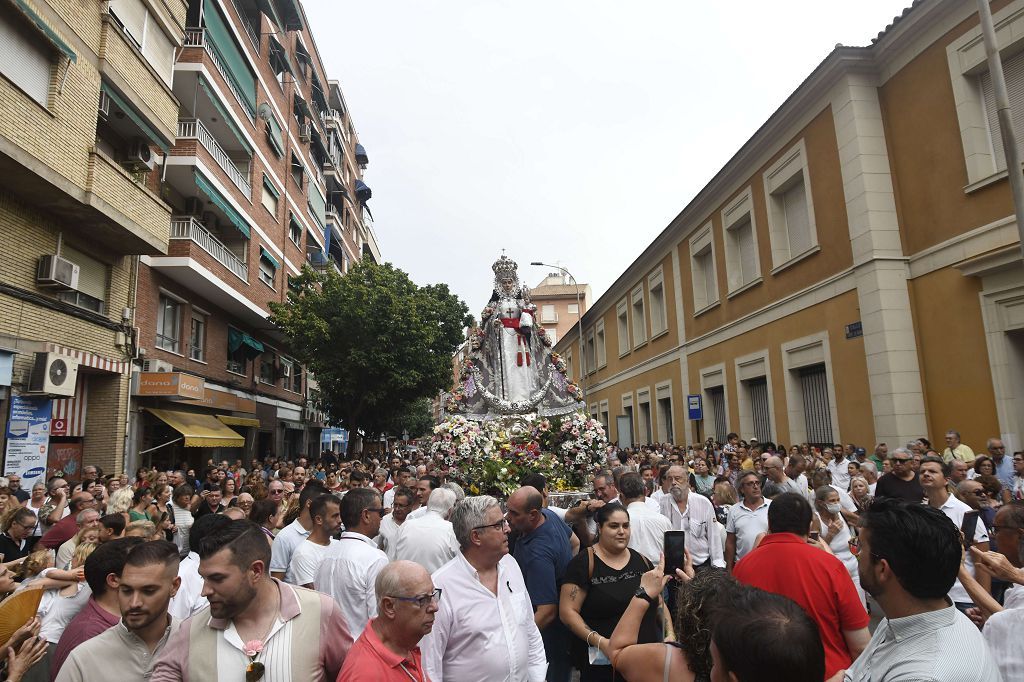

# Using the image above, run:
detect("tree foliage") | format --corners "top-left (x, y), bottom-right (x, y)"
top-left (269, 260), bottom-right (471, 439)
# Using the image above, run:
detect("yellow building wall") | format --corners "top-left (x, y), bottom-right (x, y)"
top-left (586, 359), bottom-right (682, 447)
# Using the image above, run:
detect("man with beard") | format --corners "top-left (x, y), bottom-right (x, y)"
top-left (151, 520), bottom-right (352, 681)
top-left (658, 465), bottom-right (724, 570)
top-left (56, 541), bottom-right (181, 681)
top-left (337, 561), bottom-right (437, 681)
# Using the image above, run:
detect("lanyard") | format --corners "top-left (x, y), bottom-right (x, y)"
top-left (398, 662), bottom-right (422, 682)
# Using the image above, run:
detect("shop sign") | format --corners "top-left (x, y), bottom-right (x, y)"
top-left (135, 372), bottom-right (205, 399)
top-left (3, 392), bottom-right (52, 484)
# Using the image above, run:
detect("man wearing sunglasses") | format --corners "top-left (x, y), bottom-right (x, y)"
top-left (873, 447), bottom-right (924, 502)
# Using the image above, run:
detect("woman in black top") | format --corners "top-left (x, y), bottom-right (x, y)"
top-left (559, 503), bottom-right (661, 681)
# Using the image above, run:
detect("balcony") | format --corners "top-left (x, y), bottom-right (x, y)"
top-left (177, 119), bottom-right (251, 198)
top-left (170, 216), bottom-right (248, 281)
top-left (183, 27), bottom-right (255, 119)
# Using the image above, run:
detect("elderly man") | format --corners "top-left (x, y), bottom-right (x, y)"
top-left (315, 488), bottom-right (389, 637)
top-left (985, 438), bottom-right (1016, 489)
top-left (762, 456), bottom-right (805, 499)
top-left (659, 464), bottom-right (723, 570)
top-left (6, 473), bottom-right (28, 503)
top-left (423, 496), bottom-right (546, 682)
top-left (337, 561), bottom-right (437, 681)
top-left (725, 471), bottom-right (771, 571)
top-left (949, 459), bottom-right (971, 486)
top-left (873, 447), bottom-right (924, 502)
top-left (41, 491), bottom-right (97, 549)
top-left (943, 429), bottom-right (976, 465)
top-left (972, 502), bottom-right (1024, 680)
top-left (393, 488), bottom-right (459, 574)
top-left (378, 486), bottom-right (415, 559)
top-left (564, 471), bottom-right (619, 540)
top-left (507, 485), bottom-right (573, 682)
top-left (151, 521), bottom-right (352, 680)
top-left (859, 461), bottom-right (879, 494)
top-left (56, 508), bottom-right (101, 567)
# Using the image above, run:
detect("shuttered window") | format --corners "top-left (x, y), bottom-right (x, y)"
top-left (707, 386), bottom-right (727, 442)
top-left (781, 177), bottom-right (811, 255)
top-left (799, 364), bottom-right (833, 446)
top-left (109, 0), bottom-right (174, 85)
top-left (0, 4), bottom-right (53, 106)
top-left (61, 245), bottom-right (107, 301)
top-left (982, 49), bottom-right (1024, 171)
top-left (109, 0), bottom-right (146, 46)
top-left (747, 377), bottom-right (772, 443)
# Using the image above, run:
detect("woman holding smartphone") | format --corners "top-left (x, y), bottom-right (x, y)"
top-left (559, 503), bottom-right (661, 681)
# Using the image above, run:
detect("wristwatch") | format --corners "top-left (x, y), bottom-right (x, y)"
top-left (633, 587), bottom-right (657, 605)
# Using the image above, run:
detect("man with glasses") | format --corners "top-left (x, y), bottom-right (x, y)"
top-left (0, 508), bottom-right (37, 561)
top-left (378, 487), bottom-right (415, 559)
top-left (423, 496), bottom-right (546, 682)
top-left (6, 474), bottom-right (28, 503)
top-left (985, 438), bottom-right (1016, 490)
top-left (337, 561), bottom-right (437, 681)
top-left (725, 471), bottom-right (771, 572)
top-left (874, 447), bottom-right (924, 502)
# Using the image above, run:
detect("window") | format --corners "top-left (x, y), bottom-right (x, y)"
top-left (227, 345), bottom-right (247, 375)
top-left (637, 390), bottom-right (653, 445)
top-left (585, 330), bottom-right (596, 374)
top-left (258, 251), bottom-right (276, 287)
top-left (289, 214), bottom-right (302, 246)
top-left (982, 49), bottom-right (1024, 171)
top-left (656, 384), bottom-right (673, 444)
top-left (541, 305), bottom-right (557, 323)
top-left (595, 319), bottom-right (606, 368)
top-left (284, 358), bottom-right (302, 392)
top-left (631, 286), bottom-right (646, 347)
top-left (722, 188), bottom-right (761, 293)
top-left (763, 140), bottom-right (817, 269)
top-left (259, 353), bottom-right (276, 384)
top-left (261, 175), bottom-right (279, 216)
top-left (0, 2), bottom-right (56, 106)
top-left (291, 153), bottom-right (305, 189)
top-left (690, 224), bottom-right (718, 312)
top-left (545, 327), bottom-right (558, 344)
top-left (56, 245), bottom-right (106, 313)
top-left (264, 111), bottom-right (284, 158)
top-left (156, 295), bottom-right (181, 352)
top-left (648, 268), bottom-right (667, 336)
top-left (568, 303), bottom-right (579, 315)
top-left (189, 312), bottom-right (206, 361)
top-left (616, 299), bottom-right (630, 356)
top-left (565, 349), bottom-right (573, 379)
top-left (108, 0), bottom-right (174, 85)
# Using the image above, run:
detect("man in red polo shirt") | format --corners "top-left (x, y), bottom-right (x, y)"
top-left (338, 560), bottom-right (437, 681)
top-left (733, 492), bottom-right (869, 680)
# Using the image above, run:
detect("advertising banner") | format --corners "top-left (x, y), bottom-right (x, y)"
top-left (3, 392), bottom-right (53, 486)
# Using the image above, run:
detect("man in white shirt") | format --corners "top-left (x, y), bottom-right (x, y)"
top-left (315, 488), bottom-right (389, 637)
top-left (726, 471), bottom-right (771, 571)
top-left (979, 503), bottom-right (1024, 681)
top-left (920, 456), bottom-right (990, 609)
top-left (268, 481), bottom-right (327, 580)
top-left (658, 464), bottom-right (724, 569)
top-left (826, 447), bottom-right (852, 491)
top-left (288, 494), bottom-right (342, 587)
top-left (422, 496), bottom-right (546, 682)
top-left (382, 467), bottom-right (414, 510)
top-left (377, 486), bottom-right (415, 559)
top-left (168, 513), bottom-right (228, 619)
top-left (394, 487), bottom-right (459, 573)
top-left (619, 472), bottom-right (670, 564)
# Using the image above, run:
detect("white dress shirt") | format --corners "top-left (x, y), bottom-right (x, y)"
top-left (393, 510), bottom-right (459, 574)
top-left (288, 538), bottom-right (338, 587)
top-left (934, 495), bottom-right (989, 604)
top-left (168, 551), bottom-right (207, 620)
top-left (406, 505), bottom-right (428, 521)
top-left (375, 513), bottom-right (403, 559)
top-left (423, 553), bottom-right (547, 682)
top-left (659, 492), bottom-right (725, 568)
top-left (382, 487), bottom-right (396, 509)
top-left (269, 518), bottom-right (311, 577)
top-left (625, 500), bottom-right (671, 565)
top-left (314, 532), bottom-right (388, 638)
top-left (983, 584), bottom-right (1024, 680)
top-left (827, 458), bottom-right (852, 491)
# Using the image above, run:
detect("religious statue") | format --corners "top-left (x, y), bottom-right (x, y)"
top-left (446, 255), bottom-right (586, 419)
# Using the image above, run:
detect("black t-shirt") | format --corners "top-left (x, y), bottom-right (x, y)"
top-left (0, 533), bottom-right (29, 561)
top-left (563, 548), bottom-right (661, 666)
top-left (874, 472), bottom-right (924, 502)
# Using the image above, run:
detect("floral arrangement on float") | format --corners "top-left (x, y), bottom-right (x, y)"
top-left (429, 411), bottom-right (607, 496)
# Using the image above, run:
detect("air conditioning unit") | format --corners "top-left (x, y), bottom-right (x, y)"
top-left (27, 352), bottom-right (79, 397)
top-left (36, 255), bottom-right (80, 290)
top-left (299, 123), bottom-right (311, 142)
top-left (279, 363), bottom-right (292, 377)
top-left (142, 359), bottom-right (174, 373)
top-left (126, 139), bottom-right (154, 171)
top-left (183, 197), bottom-right (204, 216)
top-left (98, 91), bottom-right (111, 122)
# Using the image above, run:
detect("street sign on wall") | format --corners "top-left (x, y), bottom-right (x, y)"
top-left (687, 394), bottom-right (703, 420)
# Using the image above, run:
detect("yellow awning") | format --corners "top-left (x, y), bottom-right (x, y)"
top-left (216, 415), bottom-right (260, 428)
top-left (146, 408), bottom-right (245, 448)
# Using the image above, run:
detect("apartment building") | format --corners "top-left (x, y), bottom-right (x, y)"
top-left (530, 272), bottom-right (591, 345)
top-left (0, 0), bottom-right (185, 484)
top-left (132, 0), bottom-right (376, 471)
top-left (557, 0), bottom-right (1024, 453)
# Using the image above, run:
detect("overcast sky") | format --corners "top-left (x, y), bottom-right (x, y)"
top-left (303, 1), bottom-right (914, 316)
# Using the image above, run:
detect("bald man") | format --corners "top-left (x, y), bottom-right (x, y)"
top-left (337, 561), bottom-right (436, 681)
top-left (762, 456), bottom-right (804, 499)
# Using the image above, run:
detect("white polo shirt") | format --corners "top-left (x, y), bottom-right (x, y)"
top-left (725, 498), bottom-right (771, 562)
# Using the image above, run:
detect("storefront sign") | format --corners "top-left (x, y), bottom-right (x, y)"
top-left (3, 392), bottom-right (52, 484)
top-left (190, 388), bottom-right (256, 413)
top-left (48, 441), bottom-right (83, 480)
top-left (135, 372), bottom-right (205, 399)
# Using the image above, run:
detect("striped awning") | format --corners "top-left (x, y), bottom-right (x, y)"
top-left (46, 343), bottom-right (128, 374)
top-left (52, 375), bottom-right (88, 437)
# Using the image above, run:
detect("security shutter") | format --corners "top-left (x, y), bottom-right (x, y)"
top-left (707, 386), bottom-right (726, 442)
top-left (109, 0), bottom-right (147, 46)
top-left (0, 4), bottom-right (53, 105)
top-left (799, 364), bottom-right (833, 446)
top-left (981, 49), bottom-right (1024, 170)
top-left (142, 21), bottom-right (174, 85)
top-left (783, 177), bottom-right (811, 255)
top-left (747, 377), bottom-right (771, 443)
top-left (61, 245), bottom-right (107, 301)
top-left (737, 218), bottom-right (757, 284)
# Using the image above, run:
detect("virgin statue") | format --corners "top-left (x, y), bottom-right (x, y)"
top-left (446, 255), bottom-right (585, 419)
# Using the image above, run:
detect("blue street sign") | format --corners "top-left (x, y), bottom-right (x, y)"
top-left (687, 394), bottom-right (703, 421)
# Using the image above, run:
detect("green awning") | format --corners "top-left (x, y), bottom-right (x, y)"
top-left (262, 174), bottom-right (279, 199)
top-left (268, 35), bottom-right (296, 78)
top-left (198, 76), bottom-right (253, 155)
top-left (256, 0), bottom-right (282, 28)
top-left (310, 73), bottom-right (329, 114)
top-left (228, 327), bottom-right (264, 359)
top-left (194, 170), bottom-right (251, 238)
top-left (307, 185), bottom-right (326, 230)
top-left (293, 92), bottom-right (312, 120)
top-left (203, 0), bottom-right (257, 116)
top-left (260, 105), bottom-right (284, 158)
top-left (259, 246), bottom-right (279, 269)
top-left (100, 83), bottom-right (171, 153)
top-left (11, 0), bottom-right (76, 63)
top-left (274, 0), bottom-right (303, 31)
top-left (294, 38), bottom-right (312, 66)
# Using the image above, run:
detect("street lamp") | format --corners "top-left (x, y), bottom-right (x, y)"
top-left (531, 262), bottom-right (586, 404)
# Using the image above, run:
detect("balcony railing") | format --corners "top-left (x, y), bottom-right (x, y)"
top-left (177, 119), bottom-right (251, 198)
top-left (183, 27), bottom-right (255, 119)
top-left (170, 216), bottom-right (248, 281)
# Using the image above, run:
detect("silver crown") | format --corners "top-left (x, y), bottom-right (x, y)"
top-left (492, 255), bottom-right (518, 278)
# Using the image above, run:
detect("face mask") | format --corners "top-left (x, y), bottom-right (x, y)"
top-left (826, 503), bottom-right (842, 514)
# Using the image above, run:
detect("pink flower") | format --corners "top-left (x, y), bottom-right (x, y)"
top-left (243, 640), bottom-right (264, 657)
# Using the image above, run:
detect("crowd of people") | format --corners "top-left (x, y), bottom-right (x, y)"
top-left (0, 427), bottom-right (1021, 681)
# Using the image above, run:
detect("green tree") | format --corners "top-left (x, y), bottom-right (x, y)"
top-left (269, 260), bottom-right (470, 442)
top-left (383, 397), bottom-right (436, 441)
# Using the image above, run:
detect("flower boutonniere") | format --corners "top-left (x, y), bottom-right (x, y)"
top-left (243, 639), bottom-right (265, 681)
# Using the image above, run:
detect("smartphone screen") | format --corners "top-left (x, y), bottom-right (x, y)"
top-left (664, 530), bottom-right (686, 577)
top-left (809, 530), bottom-right (820, 542)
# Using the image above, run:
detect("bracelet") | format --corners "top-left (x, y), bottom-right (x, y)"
top-left (585, 630), bottom-right (599, 647)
